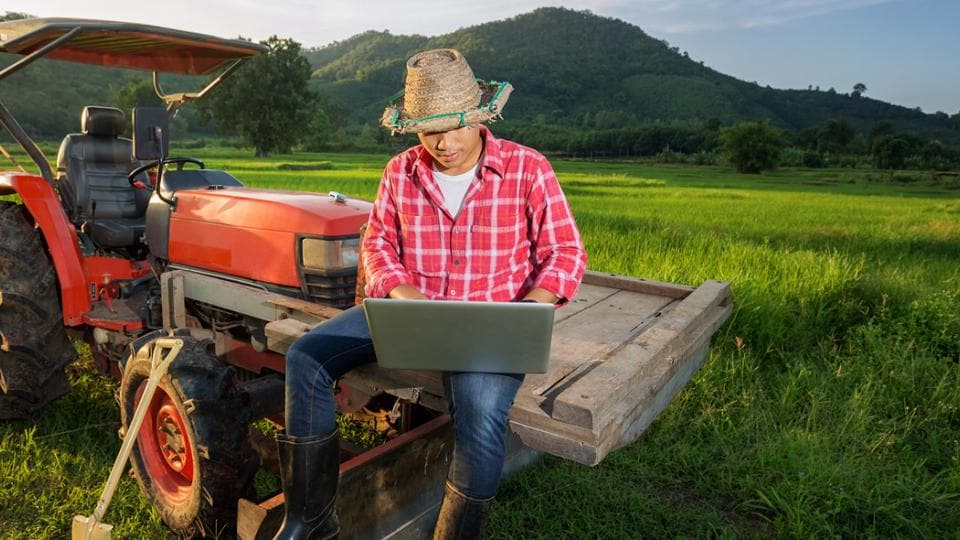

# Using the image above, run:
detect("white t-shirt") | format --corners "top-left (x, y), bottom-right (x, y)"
top-left (433, 162), bottom-right (479, 217)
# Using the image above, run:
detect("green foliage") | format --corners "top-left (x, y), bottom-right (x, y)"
top-left (872, 135), bottom-right (909, 169)
top-left (299, 106), bottom-right (332, 151)
top-left (1, 11), bottom-right (30, 21)
top-left (719, 121), bottom-right (785, 173)
top-left (817, 117), bottom-right (856, 154)
top-left (867, 120), bottom-right (895, 151)
top-left (197, 36), bottom-right (317, 157)
top-left (918, 140), bottom-right (956, 170)
top-left (110, 77), bottom-right (163, 117)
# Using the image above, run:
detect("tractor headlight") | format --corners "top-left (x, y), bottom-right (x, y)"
top-left (301, 237), bottom-right (361, 271)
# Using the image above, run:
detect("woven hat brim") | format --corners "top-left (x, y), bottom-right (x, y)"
top-left (381, 80), bottom-right (513, 134)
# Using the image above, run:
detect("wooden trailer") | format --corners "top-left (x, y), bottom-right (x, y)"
top-left (160, 269), bottom-right (733, 539)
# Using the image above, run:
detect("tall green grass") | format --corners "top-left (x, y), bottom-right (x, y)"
top-left (1, 148), bottom-right (958, 538)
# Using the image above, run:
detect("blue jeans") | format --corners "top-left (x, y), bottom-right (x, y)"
top-left (284, 304), bottom-right (524, 498)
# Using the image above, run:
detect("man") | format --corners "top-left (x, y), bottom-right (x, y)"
top-left (277, 48), bottom-right (587, 540)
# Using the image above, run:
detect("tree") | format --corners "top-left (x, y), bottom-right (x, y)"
top-left (111, 78), bottom-right (163, 114)
top-left (817, 118), bottom-right (856, 154)
top-left (919, 140), bottom-right (949, 170)
top-left (852, 82), bottom-right (867, 97)
top-left (200, 36), bottom-right (317, 156)
top-left (0, 11), bottom-right (31, 21)
top-left (872, 135), bottom-right (908, 169)
top-left (867, 120), bottom-right (895, 151)
top-left (719, 121), bottom-right (784, 174)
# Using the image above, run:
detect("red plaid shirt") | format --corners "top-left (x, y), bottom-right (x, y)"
top-left (363, 127), bottom-right (587, 304)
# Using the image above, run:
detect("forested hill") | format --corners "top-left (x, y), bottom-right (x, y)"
top-left (0, 8), bottom-right (955, 142)
top-left (307, 7), bottom-right (955, 139)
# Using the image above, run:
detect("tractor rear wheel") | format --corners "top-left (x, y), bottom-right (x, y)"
top-left (121, 331), bottom-right (259, 537)
top-left (0, 202), bottom-right (74, 419)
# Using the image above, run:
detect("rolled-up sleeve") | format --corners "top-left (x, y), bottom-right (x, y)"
top-left (362, 165), bottom-right (413, 298)
top-left (527, 161), bottom-right (587, 305)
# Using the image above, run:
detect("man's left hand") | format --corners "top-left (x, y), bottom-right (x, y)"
top-left (521, 288), bottom-right (559, 304)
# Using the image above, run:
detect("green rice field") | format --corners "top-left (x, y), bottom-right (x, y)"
top-left (1, 147), bottom-right (958, 538)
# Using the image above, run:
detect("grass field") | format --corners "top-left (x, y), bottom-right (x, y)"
top-left (1, 147), bottom-right (958, 538)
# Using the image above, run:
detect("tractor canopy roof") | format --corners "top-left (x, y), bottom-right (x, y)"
top-left (0, 17), bottom-right (267, 75)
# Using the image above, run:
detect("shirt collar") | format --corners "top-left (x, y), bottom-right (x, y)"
top-left (413, 126), bottom-right (505, 179)
top-left (478, 126), bottom-right (505, 177)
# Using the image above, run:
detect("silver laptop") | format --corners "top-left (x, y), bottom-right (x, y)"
top-left (363, 298), bottom-right (555, 374)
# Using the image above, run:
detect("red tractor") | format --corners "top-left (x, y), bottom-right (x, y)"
top-left (1, 17), bottom-right (732, 540)
top-left (0, 18), bottom-right (371, 536)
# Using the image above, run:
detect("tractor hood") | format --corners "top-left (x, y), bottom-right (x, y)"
top-left (166, 187), bottom-right (371, 288)
top-left (172, 187), bottom-right (371, 237)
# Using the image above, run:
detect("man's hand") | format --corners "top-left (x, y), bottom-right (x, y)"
top-left (521, 287), bottom-right (560, 304)
top-left (388, 284), bottom-right (428, 300)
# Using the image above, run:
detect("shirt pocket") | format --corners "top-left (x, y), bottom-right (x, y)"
top-left (469, 207), bottom-right (527, 253)
top-left (398, 211), bottom-right (444, 275)
top-left (469, 207), bottom-right (524, 233)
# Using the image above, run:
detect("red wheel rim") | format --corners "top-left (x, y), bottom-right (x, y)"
top-left (135, 381), bottom-right (195, 506)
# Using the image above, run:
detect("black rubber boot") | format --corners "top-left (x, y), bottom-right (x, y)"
top-left (273, 430), bottom-right (340, 540)
top-left (433, 481), bottom-right (493, 540)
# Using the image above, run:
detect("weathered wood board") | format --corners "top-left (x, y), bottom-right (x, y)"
top-left (233, 269), bottom-right (731, 466)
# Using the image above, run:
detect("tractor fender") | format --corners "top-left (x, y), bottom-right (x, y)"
top-left (0, 173), bottom-right (90, 324)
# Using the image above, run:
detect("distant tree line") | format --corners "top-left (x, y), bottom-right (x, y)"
top-left (489, 115), bottom-right (960, 174)
top-left (2, 9), bottom-right (958, 174)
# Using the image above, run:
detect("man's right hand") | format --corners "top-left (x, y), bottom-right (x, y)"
top-left (388, 284), bottom-right (428, 300)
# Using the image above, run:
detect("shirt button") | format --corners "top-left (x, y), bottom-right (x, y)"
top-left (453, 226), bottom-right (460, 233)
top-left (449, 289), bottom-right (457, 295)
top-left (453, 258), bottom-right (461, 265)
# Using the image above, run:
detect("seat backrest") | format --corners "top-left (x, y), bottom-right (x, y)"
top-left (56, 106), bottom-right (148, 223)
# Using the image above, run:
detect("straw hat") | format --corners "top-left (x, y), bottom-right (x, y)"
top-left (381, 49), bottom-right (512, 134)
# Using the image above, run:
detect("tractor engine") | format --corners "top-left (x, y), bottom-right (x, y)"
top-left (145, 168), bottom-right (372, 309)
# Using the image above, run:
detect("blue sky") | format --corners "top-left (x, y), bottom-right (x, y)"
top-left (4, 0), bottom-right (957, 114)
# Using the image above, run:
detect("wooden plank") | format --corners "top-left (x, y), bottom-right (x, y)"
top-left (268, 295), bottom-right (341, 322)
top-left (508, 416), bottom-right (599, 466)
top-left (582, 270), bottom-right (694, 299)
top-left (554, 283), bottom-right (617, 323)
top-left (549, 280), bottom-right (731, 429)
top-left (595, 303), bottom-right (732, 459)
top-left (612, 345), bottom-right (709, 452)
top-left (343, 365), bottom-right (447, 413)
top-left (525, 289), bottom-right (676, 395)
top-left (507, 302), bottom-right (731, 466)
top-left (264, 318), bottom-right (315, 355)
top-left (508, 390), bottom-right (600, 465)
top-left (160, 272), bottom-right (186, 329)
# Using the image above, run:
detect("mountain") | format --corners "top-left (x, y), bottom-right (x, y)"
top-left (0, 8), bottom-right (955, 143)
top-left (307, 7), bottom-right (956, 140)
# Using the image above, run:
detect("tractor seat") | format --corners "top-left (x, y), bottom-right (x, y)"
top-left (56, 106), bottom-right (149, 248)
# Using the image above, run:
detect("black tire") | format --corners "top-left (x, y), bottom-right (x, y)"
top-left (120, 330), bottom-right (259, 537)
top-left (0, 202), bottom-right (74, 419)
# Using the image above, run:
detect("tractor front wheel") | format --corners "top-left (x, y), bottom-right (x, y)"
top-left (120, 331), bottom-right (259, 537)
top-left (0, 202), bottom-right (74, 419)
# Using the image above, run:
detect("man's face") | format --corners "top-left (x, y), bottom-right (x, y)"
top-left (418, 126), bottom-right (484, 175)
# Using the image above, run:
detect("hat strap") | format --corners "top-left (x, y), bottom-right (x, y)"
top-left (384, 79), bottom-right (510, 131)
